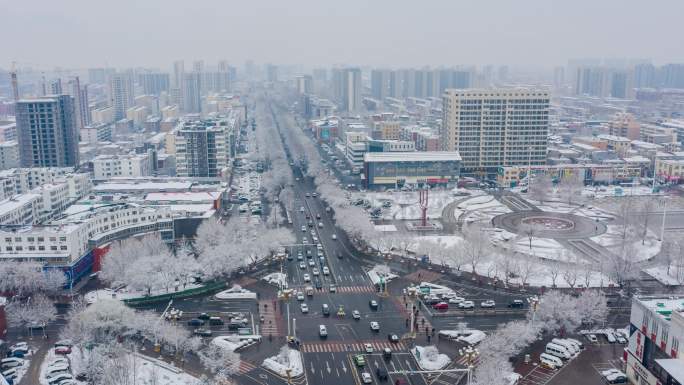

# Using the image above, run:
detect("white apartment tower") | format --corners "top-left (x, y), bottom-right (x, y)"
top-left (109, 73), bottom-right (135, 121)
top-left (441, 88), bottom-right (550, 170)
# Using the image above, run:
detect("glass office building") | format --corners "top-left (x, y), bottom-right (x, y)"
top-left (364, 152), bottom-right (461, 188)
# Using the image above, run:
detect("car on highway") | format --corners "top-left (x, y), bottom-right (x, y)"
top-left (508, 300), bottom-right (524, 308)
top-left (433, 302), bottom-right (449, 310)
top-left (370, 321), bottom-right (380, 331)
top-left (187, 319), bottom-right (205, 326)
top-left (312, 268), bottom-right (320, 276)
top-left (313, 193), bottom-right (318, 197)
top-left (316, 213), bottom-right (321, 219)
top-left (376, 367), bottom-right (389, 381)
top-left (303, 274), bottom-right (311, 282)
top-left (337, 252), bottom-right (343, 259)
top-left (480, 300), bottom-right (496, 308)
top-left (332, 234), bottom-right (337, 240)
top-left (447, 296), bottom-right (466, 304)
top-left (369, 300), bottom-right (378, 310)
top-left (317, 244), bottom-right (323, 250)
top-left (322, 304), bottom-right (330, 316)
top-left (308, 260), bottom-right (315, 267)
top-left (388, 334), bottom-right (399, 343)
top-left (322, 266), bottom-right (330, 275)
top-left (305, 193), bottom-right (310, 198)
top-left (193, 328), bottom-right (212, 337)
top-left (354, 355), bottom-right (366, 367)
top-left (314, 280), bottom-right (322, 289)
top-left (382, 348), bottom-right (392, 360)
top-left (300, 206), bottom-right (305, 212)
top-left (297, 253), bottom-right (303, 261)
top-left (296, 291), bottom-right (305, 301)
top-left (312, 236), bottom-right (318, 243)
top-left (318, 222), bottom-right (324, 228)
top-left (361, 372), bottom-right (372, 384)
top-left (319, 325), bottom-right (327, 338)
top-left (301, 304), bottom-right (309, 313)
top-left (299, 262), bottom-right (306, 269)
top-left (301, 226), bottom-right (306, 232)
top-left (352, 310), bottom-right (361, 320)
top-left (329, 284), bottom-right (337, 293)
top-left (458, 301), bottom-right (475, 309)
top-left (364, 343), bottom-right (374, 353)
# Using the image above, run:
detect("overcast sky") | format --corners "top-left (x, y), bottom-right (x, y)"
top-left (2, 0), bottom-right (683, 70)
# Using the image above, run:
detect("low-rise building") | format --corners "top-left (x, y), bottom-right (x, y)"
top-left (80, 123), bottom-right (113, 143)
top-left (0, 141), bottom-right (19, 170)
top-left (655, 158), bottom-right (684, 183)
top-left (363, 152), bottom-right (461, 188)
top-left (92, 153), bottom-right (153, 179)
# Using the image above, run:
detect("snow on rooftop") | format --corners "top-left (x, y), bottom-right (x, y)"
top-left (637, 296), bottom-right (684, 321)
top-left (93, 181), bottom-right (193, 192)
top-left (145, 191), bottom-right (221, 202)
top-left (364, 151), bottom-right (462, 163)
top-left (655, 359), bottom-right (684, 384)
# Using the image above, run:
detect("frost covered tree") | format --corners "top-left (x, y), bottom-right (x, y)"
top-left (0, 261), bottom-right (67, 296)
top-left (6, 293), bottom-right (57, 336)
top-left (528, 174), bottom-right (553, 204)
top-left (559, 172), bottom-right (585, 205)
top-left (462, 223), bottom-right (491, 274)
top-left (197, 344), bottom-right (241, 383)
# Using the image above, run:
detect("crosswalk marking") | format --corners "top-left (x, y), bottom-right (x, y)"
top-left (335, 285), bottom-right (376, 293)
top-left (300, 341), bottom-right (406, 353)
top-left (259, 300), bottom-right (283, 336)
top-left (518, 365), bottom-right (556, 385)
top-left (238, 360), bottom-right (257, 374)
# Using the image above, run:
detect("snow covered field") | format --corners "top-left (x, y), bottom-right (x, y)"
top-left (591, 225), bottom-right (661, 262)
top-left (262, 347), bottom-right (303, 377)
top-left (85, 283), bottom-right (204, 304)
top-left (213, 335), bottom-right (262, 352)
top-left (215, 285), bottom-right (257, 300)
top-left (262, 272), bottom-right (288, 288)
top-left (411, 346), bottom-right (450, 371)
top-left (353, 188), bottom-right (476, 221)
top-left (644, 265), bottom-right (683, 286)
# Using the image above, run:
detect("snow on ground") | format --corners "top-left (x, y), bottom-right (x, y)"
top-left (68, 348), bottom-right (200, 385)
top-left (591, 225), bottom-right (661, 262)
top-left (583, 185), bottom-right (661, 199)
top-left (215, 285), bottom-right (257, 300)
top-left (410, 234), bottom-right (464, 250)
top-left (85, 283), bottom-right (204, 304)
top-left (471, 259), bottom-right (614, 289)
top-left (262, 272), bottom-right (288, 289)
top-left (411, 346), bottom-right (451, 371)
top-left (374, 224), bottom-right (398, 232)
top-left (511, 237), bottom-right (566, 260)
top-left (366, 265), bottom-right (398, 286)
top-left (644, 265), bottom-right (683, 286)
top-left (5, 344), bottom-right (32, 384)
top-left (262, 347), bottom-right (303, 377)
top-left (438, 330), bottom-right (486, 345)
top-left (213, 335), bottom-right (262, 352)
top-left (355, 189), bottom-right (459, 221)
top-left (457, 195), bottom-right (512, 224)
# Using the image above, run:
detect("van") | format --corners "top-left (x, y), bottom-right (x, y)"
top-left (545, 342), bottom-right (571, 360)
top-left (539, 353), bottom-right (563, 369)
top-left (319, 325), bottom-right (328, 338)
top-left (551, 339), bottom-right (578, 355)
top-left (565, 338), bottom-right (584, 350)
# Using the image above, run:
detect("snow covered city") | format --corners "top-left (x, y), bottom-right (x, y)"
top-left (0, 1), bottom-right (684, 384)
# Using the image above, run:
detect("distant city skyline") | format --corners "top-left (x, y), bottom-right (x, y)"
top-left (1, 0), bottom-right (683, 69)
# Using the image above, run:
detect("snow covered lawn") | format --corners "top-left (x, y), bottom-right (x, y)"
top-left (85, 283), bottom-right (204, 304)
top-left (366, 265), bottom-right (398, 286)
top-left (262, 347), bottom-right (303, 377)
top-left (212, 335), bottom-right (261, 352)
top-left (215, 285), bottom-right (257, 300)
top-left (644, 265), bottom-right (682, 286)
top-left (262, 272), bottom-right (288, 288)
top-left (411, 346), bottom-right (450, 371)
top-left (439, 329), bottom-right (487, 345)
top-left (591, 225), bottom-right (661, 262)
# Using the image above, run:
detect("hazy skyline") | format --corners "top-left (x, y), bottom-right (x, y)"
top-left (2, 0), bottom-right (683, 70)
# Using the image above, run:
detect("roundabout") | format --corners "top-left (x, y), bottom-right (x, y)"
top-left (492, 210), bottom-right (607, 239)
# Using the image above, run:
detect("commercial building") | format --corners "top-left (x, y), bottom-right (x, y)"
top-left (92, 153), bottom-right (153, 179)
top-left (109, 73), bottom-right (135, 121)
top-left (441, 89), bottom-right (550, 172)
top-left (655, 158), bottom-right (684, 183)
top-left (372, 121), bottom-right (401, 140)
top-left (174, 117), bottom-right (232, 177)
top-left (626, 296), bottom-right (684, 385)
top-left (16, 95), bottom-right (80, 168)
top-left (363, 151), bottom-right (461, 188)
top-left (609, 112), bottom-right (640, 140)
top-left (345, 132), bottom-right (368, 169)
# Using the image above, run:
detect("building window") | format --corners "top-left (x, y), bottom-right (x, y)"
top-left (59, 236), bottom-right (66, 242)
top-left (49, 237), bottom-right (56, 242)
top-left (60, 246), bottom-right (67, 250)
top-left (50, 246), bottom-right (58, 251)
top-left (38, 246), bottom-right (45, 251)
top-left (5, 246), bottom-right (11, 251)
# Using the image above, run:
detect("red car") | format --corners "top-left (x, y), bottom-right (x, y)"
top-left (55, 346), bottom-right (72, 355)
top-left (433, 302), bottom-right (449, 310)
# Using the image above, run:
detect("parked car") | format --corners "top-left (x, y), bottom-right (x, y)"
top-left (54, 346), bottom-right (72, 355)
top-left (587, 334), bottom-right (598, 343)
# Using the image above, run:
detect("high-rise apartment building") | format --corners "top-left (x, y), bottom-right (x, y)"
top-left (173, 60), bottom-right (185, 89)
top-left (16, 95), bottom-right (80, 168)
top-left (109, 73), bottom-right (135, 121)
top-left (296, 75), bottom-right (313, 94)
top-left (333, 68), bottom-right (362, 113)
top-left (182, 72), bottom-right (202, 113)
top-left (441, 89), bottom-right (550, 170)
top-left (67, 76), bottom-right (91, 129)
top-left (139, 72), bottom-right (170, 95)
top-left (371, 69), bottom-right (390, 100)
top-left (174, 119), bottom-right (230, 177)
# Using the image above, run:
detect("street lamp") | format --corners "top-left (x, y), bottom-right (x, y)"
top-left (659, 196), bottom-right (669, 242)
top-left (458, 346), bottom-right (480, 385)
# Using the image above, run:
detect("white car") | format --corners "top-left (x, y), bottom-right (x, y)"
top-left (332, 234), bottom-right (337, 240)
top-left (352, 310), bottom-right (361, 320)
top-left (299, 262), bottom-right (306, 269)
top-left (601, 369), bottom-right (622, 377)
top-left (362, 372), bottom-right (372, 384)
top-left (458, 301), bottom-right (475, 309)
top-left (296, 292), bottom-right (305, 301)
top-left (364, 343), bottom-right (373, 353)
top-left (303, 274), bottom-right (311, 282)
top-left (480, 300), bottom-right (496, 308)
top-left (322, 266), bottom-right (330, 275)
top-left (308, 260), bottom-right (315, 267)
top-left (448, 297), bottom-right (465, 304)
top-left (370, 321), bottom-right (380, 331)
top-left (301, 226), bottom-right (306, 232)
top-left (312, 268), bottom-right (320, 276)
top-left (301, 304), bottom-right (309, 313)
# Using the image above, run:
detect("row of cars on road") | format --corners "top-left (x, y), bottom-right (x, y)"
top-left (186, 313), bottom-right (249, 337)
